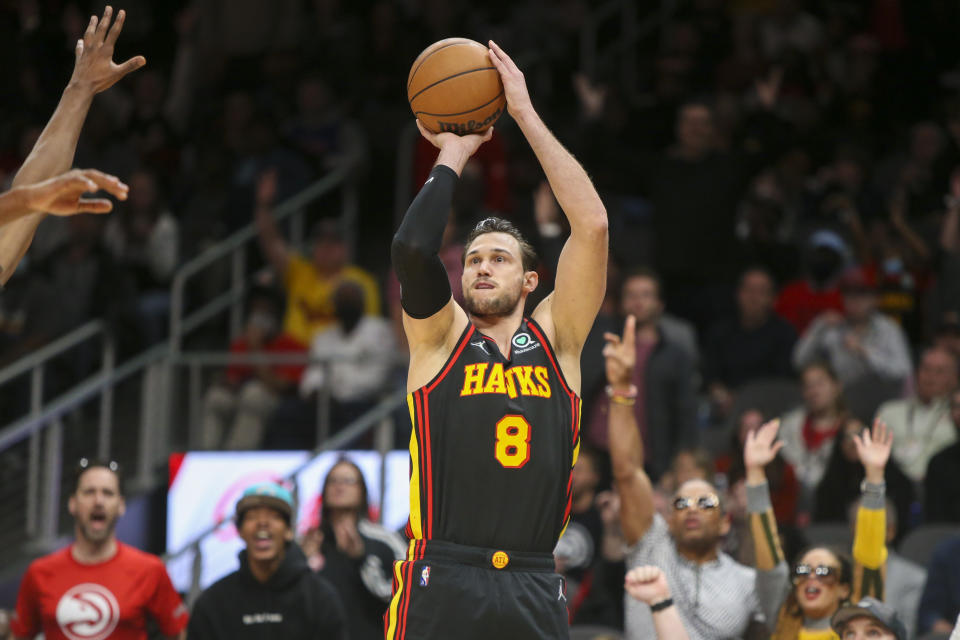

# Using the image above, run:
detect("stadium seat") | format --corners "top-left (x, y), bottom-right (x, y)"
top-left (898, 525), bottom-right (960, 568)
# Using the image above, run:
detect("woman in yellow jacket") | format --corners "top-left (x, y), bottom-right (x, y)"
top-left (745, 418), bottom-right (892, 640)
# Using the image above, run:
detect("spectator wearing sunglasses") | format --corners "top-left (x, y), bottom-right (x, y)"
top-left (744, 417), bottom-right (892, 639)
top-left (603, 315), bottom-right (764, 640)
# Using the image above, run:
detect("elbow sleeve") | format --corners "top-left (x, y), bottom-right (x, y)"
top-left (391, 165), bottom-right (459, 318)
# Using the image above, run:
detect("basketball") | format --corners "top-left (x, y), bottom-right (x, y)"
top-left (407, 37), bottom-right (506, 136)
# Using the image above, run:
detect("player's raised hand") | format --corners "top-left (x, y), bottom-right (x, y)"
top-left (487, 41), bottom-right (534, 117)
top-left (71, 6), bottom-right (146, 95)
top-left (625, 565), bottom-right (671, 605)
top-left (415, 119), bottom-right (492, 169)
top-left (602, 314), bottom-right (636, 388)
top-left (743, 419), bottom-right (783, 473)
top-left (24, 169), bottom-right (128, 216)
top-left (853, 419), bottom-right (893, 483)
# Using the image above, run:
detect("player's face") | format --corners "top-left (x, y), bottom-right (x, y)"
top-left (793, 548), bottom-right (849, 619)
top-left (668, 480), bottom-right (727, 553)
top-left (239, 506), bottom-right (292, 565)
top-left (69, 468), bottom-right (125, 544)
top-left (839, 617), bottom-right (896, 640)
top-left (324, 462), bottom-right (364, 511)
top-left (620, 276), bottom-right (662, 325)
top-left (462, 232), bottom-right (529, 318)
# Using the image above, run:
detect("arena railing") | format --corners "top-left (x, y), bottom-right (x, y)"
top-left (162, 387), bottom-right (406, 607)
top-left (0, 166), bottom-right (359, 565)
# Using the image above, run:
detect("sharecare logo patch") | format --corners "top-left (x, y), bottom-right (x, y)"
top-left (55, 583), bottom-right (120, 640)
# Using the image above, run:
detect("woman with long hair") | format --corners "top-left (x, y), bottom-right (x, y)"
top-left (301, 458), bottom-right (403, 640)
top-left (745, 418), bottom-right (891, 639)
top-left (778, 362), bottom-right (861, 501)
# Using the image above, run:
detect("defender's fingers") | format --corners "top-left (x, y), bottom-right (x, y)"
top-left (105, 8), bottom-right (126, 46)
top-left (95, 6), bottom-right (113, 41)
top-left (74, 198), bottom-right (114, 213)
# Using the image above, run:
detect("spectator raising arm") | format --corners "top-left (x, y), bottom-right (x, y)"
top-left (603, 314), bottom-right (656, 546)
top-left (0, 6), bottom-right (144, 285)
top-left (624, 566), bottom-right (690, 640)
top-left (253, 170), bottom-right (292, 277)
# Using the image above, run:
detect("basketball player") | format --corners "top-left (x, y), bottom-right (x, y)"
top-left (0, 5), bottom-right (144, 285)
top-left (386, 41), bottom-right (607, 639)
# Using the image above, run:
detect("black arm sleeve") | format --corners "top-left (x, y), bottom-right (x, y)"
top-left (391, 164), bottom-right (458, 318)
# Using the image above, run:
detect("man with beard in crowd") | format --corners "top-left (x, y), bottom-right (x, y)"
top-left (10, 459), bottom-right (188, 640)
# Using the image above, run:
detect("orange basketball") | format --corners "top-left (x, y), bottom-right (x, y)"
top-left (407, 37), bottom-right (506, 136)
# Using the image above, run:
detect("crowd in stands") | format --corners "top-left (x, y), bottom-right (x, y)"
top-left (1, 0), bottom-right (960, 638)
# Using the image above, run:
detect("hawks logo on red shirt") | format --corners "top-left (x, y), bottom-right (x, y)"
top-left (55, 583), bottom-right (119, 640)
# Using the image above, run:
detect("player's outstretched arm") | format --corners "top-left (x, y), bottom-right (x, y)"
top-left (488, 41), bottom-right (607, 361)
top-left (604, 315), bottom-right (655, 546)
top-left (0, 6), bottom-right (144, 285)
top-left (391, 122), bottom-right (490, 389)
top-left (0, 169), bottom-right (129, 225)
top-left (625, 566), bottom-right (690, 639)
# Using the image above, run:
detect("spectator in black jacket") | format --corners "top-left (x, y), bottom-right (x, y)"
top-left (187, 482), bottom-right (346, 639)
top-left (705, 266), bottom-right (797, 419)
top-left (585, 269), bottom-right (698, 481)
top-left (302, 459), bottom-right (400, 640)
top-left (924, 387), bottom-right (960, 523)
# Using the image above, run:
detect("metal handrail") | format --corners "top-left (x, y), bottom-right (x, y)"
top-left (168, 166), bottom-right (351, 354)
top-left (0, 342), bottom-right (166, 452)
top-left (163, 387), bottom-right (405, 563)
top-left (0, 319), bottom-right (104, 387)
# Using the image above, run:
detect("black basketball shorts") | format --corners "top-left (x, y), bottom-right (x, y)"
top-left (384, 539), bottom-right (569, 639)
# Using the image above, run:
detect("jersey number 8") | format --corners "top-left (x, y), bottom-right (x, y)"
top-left (495, 415), bottom-right (532, 468)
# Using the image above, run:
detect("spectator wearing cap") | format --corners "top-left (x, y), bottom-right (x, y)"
top-left (874, 345), bottom-right (958, 483)
top-left (254, 170), bottom-right (381, 346)
top-left (924, 387), bottom-right (960, 522)
top-left (830, 597), bottom-right (907, 640)
top-left (775, 230), bottom-right (848, 335)
top-left (187, 482), bottom-right (346, 639)
top-left (793, 266), bottom-right (912, 388)
top-left (200, 284), bottom-right (307, 450)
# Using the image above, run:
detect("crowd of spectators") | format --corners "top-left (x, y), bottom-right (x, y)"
top-left (1, 0), bottom-right (960, 638)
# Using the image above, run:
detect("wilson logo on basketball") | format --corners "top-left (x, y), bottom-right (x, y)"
top-left (437, 106), bottom-right (503, 135)
top-left (55, 583), bottom-right (120, 640)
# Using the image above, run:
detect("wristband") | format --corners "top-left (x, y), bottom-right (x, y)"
top-left (606, 384), bottom-right (638, 400)
top-left (650, 597), bottom-right (674, 613)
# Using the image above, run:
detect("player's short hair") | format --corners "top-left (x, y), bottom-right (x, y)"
top-left (463, 217), bottom-right (538, 273)
top-left (72, 458), bottom-right (123, 496)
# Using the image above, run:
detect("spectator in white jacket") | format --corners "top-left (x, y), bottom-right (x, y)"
top-left (794, 267), bottom-right (912, 388)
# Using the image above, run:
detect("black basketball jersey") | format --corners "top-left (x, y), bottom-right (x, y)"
top-left (404, 317), bottom-right (581, 553)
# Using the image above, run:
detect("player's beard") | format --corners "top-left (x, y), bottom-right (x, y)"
top-left (464, 283), bottom-right (523, 318)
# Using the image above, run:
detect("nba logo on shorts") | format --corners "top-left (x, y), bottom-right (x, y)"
top-left (419, 565), bottom-right (431, 587)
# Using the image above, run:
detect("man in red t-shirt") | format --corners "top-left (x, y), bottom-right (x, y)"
top-left (11, 458), bottom-right (188, 640)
